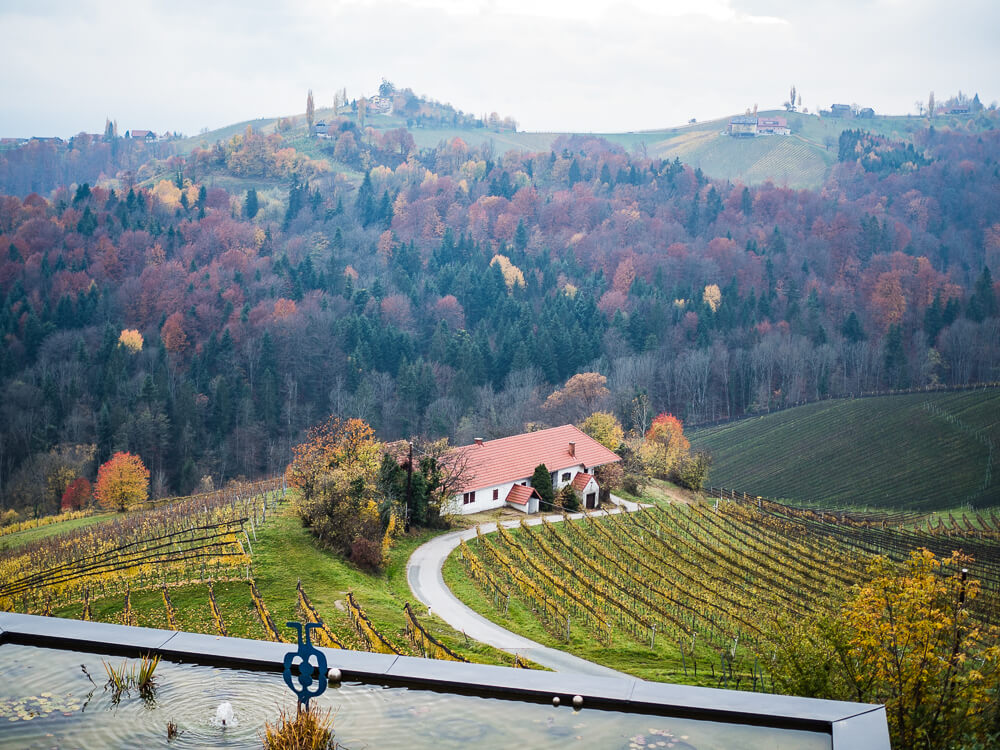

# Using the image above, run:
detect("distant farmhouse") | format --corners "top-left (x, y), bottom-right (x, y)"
top-left (368, 95), bottom-right (393, 115)
top-left (826, 103), bottom-right (853, 118)
top-left (445, 425), bottom-right (620, 515)
top-left (756, 117), bottom-right (790, 135)
top-left (727, 115), bottom-right (789, 137)
top-left (126, 129), bottom-right (156, 141)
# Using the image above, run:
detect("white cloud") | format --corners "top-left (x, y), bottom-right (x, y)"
top-left (0, 0), bottom-right (996, 137)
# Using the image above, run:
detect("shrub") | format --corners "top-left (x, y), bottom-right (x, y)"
top-left (621, 474), bottom-right (646, 496)
top-left (558, 484), bottom-right (580, 511)
top-left (671, 451), bottom-right (712, 491)
top-left (262, 704), bottom-right (337, 750)
top-left (349, 536), bottom-right (383, 571)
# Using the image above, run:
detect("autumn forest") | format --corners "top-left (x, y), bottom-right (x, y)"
top-left (2, 99), bottom-right (999, 516)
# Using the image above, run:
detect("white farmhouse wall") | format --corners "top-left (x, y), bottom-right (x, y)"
top-left (448, 464), bottom-right (598, 515)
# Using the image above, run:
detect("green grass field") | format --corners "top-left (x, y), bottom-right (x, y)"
top-left (689, 390), bottom-right (1000, 510)
top-left (0, 512), bottom-right (116, 552)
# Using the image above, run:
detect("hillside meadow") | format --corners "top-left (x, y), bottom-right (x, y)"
top-left (689, 389), bottom-right (1000, 510)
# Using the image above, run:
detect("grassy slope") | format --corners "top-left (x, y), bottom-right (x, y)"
top-left (250, 509), bottom-right (507, 663)
top-left (689, 390), bottom-right (1000, 510)
top-left (0, 512), bottom-right (116, 552)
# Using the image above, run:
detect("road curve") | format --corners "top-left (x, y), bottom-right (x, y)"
top-left (406, 499), bottom-right (641, 678)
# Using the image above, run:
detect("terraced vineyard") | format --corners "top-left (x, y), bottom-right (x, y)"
top-left (0, 483), bottom-right (486, 667)
top-left (450, 500), bottom-right (1000, 686)
top-left (689, 390), bottom-right (1000, 510)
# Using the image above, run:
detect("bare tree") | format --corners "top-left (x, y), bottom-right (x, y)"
top-left (306, 89), bottom-right (315, 136)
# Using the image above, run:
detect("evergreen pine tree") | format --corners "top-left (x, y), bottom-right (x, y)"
top-left (244, 188), bottom-right (259, 219)
top-left (530, 464), bottom-right (555, 511)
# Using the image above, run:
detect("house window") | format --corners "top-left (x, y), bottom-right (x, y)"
top-left (493, 488), bottom-right (499, 501)
top-left (463, 491), bottom-right (475, 505)
top-left (561, 472), bottom-right (571, 482)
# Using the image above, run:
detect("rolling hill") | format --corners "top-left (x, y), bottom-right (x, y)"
top-left (688, 389), bottom-right (1000, 510)
top-left (177, 106), bottom-right (982, 191)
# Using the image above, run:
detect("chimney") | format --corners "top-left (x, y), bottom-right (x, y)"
top-left (474, 438), bottom-right (484, 446)
top-left (568, 441), bottom-right (576, 457)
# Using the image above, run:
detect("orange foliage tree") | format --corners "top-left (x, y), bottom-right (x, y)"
top-left (543, 372), bottom-right (611, 425)
top-left (160, 312), bottom-right (188, 354)
top-left (640, 412), bottom-right (691, 478)
top-left (94, 452), bottom-right (149, 511)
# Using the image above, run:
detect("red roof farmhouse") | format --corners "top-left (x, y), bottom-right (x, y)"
top-left (446, 425), bottom-right (620, 515)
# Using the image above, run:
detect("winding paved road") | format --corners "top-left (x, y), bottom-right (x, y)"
top-left (406, 498), bottom-right (641, 678)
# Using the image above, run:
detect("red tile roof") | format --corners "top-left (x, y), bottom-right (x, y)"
top-left (452, 425), bottom-right (620, 493)
top-left (506, 484), bottom-right (540, 506)
top-left (571, 472), bottom-right (596, 494)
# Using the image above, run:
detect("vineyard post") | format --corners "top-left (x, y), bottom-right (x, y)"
top-left (249, 516), bottom-right (257, 541)
top-left (565, 615), bottom-right (570, 641)
top-left (650, 624), bottom-right (656, 649)
top-left (504, 594), bottom-right (509, 614)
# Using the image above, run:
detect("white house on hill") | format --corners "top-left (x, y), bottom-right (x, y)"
top-left (445, 425), bottom-right (621, 515)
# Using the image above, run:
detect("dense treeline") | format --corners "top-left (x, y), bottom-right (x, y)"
top-left (1, 116), bottom-right (999, 514)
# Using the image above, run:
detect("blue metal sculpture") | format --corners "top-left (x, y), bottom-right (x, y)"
top-left (282, 622), bottom-right (328, 709)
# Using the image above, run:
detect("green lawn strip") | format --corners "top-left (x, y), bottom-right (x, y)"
top-left (442, 537), bottom-right (733, 686)
top-left (613, 478), bottom-right (687, 508)
top-left (165, 583), bottom-right (217, 635)
top-left (0, 512), bottom-right (117, 552)
top-left (211, 581), bottom-right (270, 640)
top-left (250, 508), bottom-right (509, 665)
top-left (129, 587), bottom-right (172, 631)
top-left (76, 593), bottom-right (124, 626)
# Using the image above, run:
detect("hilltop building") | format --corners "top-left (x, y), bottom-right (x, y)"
top-left (368, 95), bottom-right (393, 115)
top-left (756, 117), bottom-right (790, 135)
top-left (729, 115), bottom-right (758, 137)
top-left (826, 104), bottom-right (853, 118)
top-left (445, 425), bottom-right (620, 515)
top-left (728, 115), bottom-right (790, 137)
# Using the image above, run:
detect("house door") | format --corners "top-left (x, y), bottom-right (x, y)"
top-left (586, 492), bottom-right (597, 509)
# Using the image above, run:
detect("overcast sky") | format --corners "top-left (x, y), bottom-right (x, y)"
top-left (1, 0), bottom-right (997, 138)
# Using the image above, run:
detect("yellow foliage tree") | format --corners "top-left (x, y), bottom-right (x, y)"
top-left (151, 179), bottom-right (182, 209)
top-left (578, 411), bottom-right (625, 451)
top-left (490, 254), bottom-right (525, 290)
top-left (94, 452), bottom-right (150, 511)
top-left (118, 329), bottom-right (143, 353)
top-left (771, 550), bottom-right (1000, 750)
top-left (703, 283), bottom-right (722, 312)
